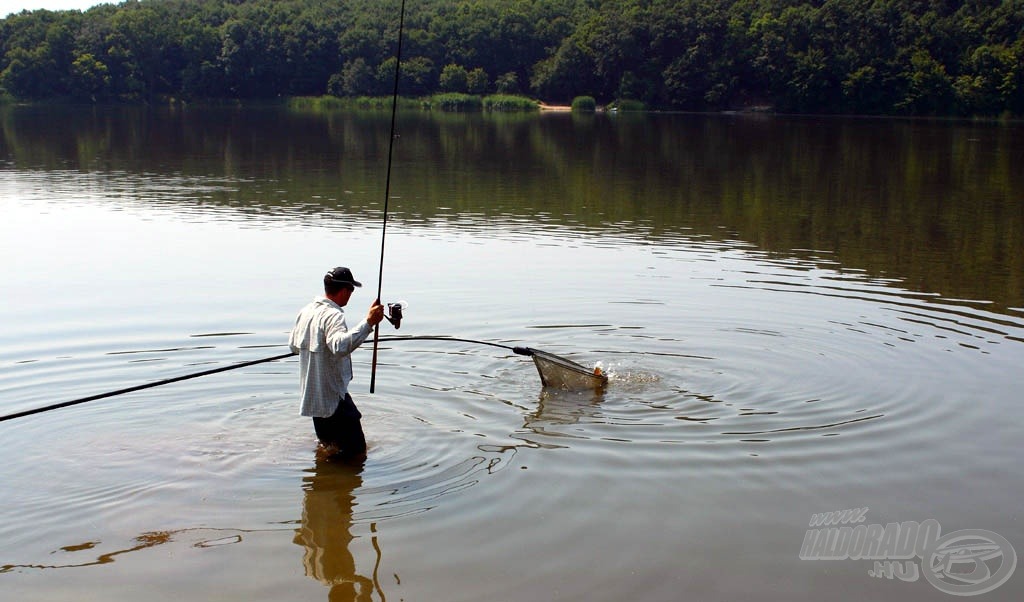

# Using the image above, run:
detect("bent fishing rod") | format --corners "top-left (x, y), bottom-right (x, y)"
top-left (0, 336), bottom-right (536, 423)
top-left (370, 0), bottom-right (408, 394)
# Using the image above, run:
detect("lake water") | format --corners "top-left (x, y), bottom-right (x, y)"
top-left (1, 106), bottom-right (1022, 601)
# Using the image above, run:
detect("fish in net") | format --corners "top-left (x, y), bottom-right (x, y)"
top-left (516, 347), bottom-right (607, 391)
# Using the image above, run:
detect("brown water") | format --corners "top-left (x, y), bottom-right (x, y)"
top-left (1, 106), bottom-right (1022, 601)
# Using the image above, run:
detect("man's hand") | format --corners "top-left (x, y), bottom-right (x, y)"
top-left (367, 300), bottom-right (385, 326)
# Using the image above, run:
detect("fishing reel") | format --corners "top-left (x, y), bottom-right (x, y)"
top-left (385, 301), bottom-right (407, 329)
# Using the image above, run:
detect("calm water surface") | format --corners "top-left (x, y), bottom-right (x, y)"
top-left (1, 106), bottom-right (1022, 601)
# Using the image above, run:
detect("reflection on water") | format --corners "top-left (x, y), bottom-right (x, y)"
top-left (0, 532), bottom-right (174, 573)
top-left (2, 105), bottom-right (1022, 312)
top-left (0, 528), bottom-right (252, 573)
top-left (2, 107), bottom-right (1022, 601)
top-left (522, 388), bottom-right (606, 442)
top-left (295, 456), bottom-right (385, 602)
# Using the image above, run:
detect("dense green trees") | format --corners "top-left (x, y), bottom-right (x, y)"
top-left (2, 0), bottom-right (1022, 115)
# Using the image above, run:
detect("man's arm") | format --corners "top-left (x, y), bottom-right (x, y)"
top-left (324, 301), bottom-right (384, 356)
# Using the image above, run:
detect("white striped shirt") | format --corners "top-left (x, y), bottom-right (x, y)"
top-left (289, 296), bottom-right (373, 417)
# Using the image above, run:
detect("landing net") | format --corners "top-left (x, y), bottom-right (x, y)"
top-left (529, 349), bottom-right (607, 391)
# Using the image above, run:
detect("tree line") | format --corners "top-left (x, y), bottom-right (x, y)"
top-left (1, 0), bottom-right (1022, 116)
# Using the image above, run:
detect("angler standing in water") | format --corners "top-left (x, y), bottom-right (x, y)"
top-left (290, 267), bottom-right (385, 458)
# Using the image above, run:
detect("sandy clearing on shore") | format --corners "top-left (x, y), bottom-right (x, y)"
top-left (538, 103), bottom-right (572, 111)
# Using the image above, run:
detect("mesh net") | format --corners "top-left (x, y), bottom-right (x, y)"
top-left (529, 349), bottom-right (607, 391)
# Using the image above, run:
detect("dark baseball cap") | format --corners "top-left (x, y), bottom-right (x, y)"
top-left (324, 266), bottom-right (362, 288)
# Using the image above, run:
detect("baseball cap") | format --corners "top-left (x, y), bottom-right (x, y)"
top-left (324, 266), bottom-right (362, 288)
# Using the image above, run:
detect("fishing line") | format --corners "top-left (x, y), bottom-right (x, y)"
top-left (370, 0), bottom-right (408, 394)
top-left (0, 335), bottom-right (606, 423)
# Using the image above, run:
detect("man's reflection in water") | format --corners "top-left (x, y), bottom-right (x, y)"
top-left (294, 453), bottom-right (381, 602)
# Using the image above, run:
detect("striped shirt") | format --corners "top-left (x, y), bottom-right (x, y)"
top-left (289, 296), bottom-right (373, 417)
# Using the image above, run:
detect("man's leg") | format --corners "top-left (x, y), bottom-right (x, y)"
top-left (312, 394), bottom-right (366, 457)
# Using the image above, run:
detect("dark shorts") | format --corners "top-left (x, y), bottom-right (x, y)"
top-left (312, 394), bottom-right (366, 457)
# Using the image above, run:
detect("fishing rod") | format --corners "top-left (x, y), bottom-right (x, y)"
top-left (0, 336), bottom-right (541, 424)
top-left (370, 0), bottom-right (408, 394)
top-left (0, 351), bottom-right (296, 423)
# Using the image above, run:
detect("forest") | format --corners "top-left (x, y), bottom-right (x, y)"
top-left (1, 0), bottom-right (1022, 116)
